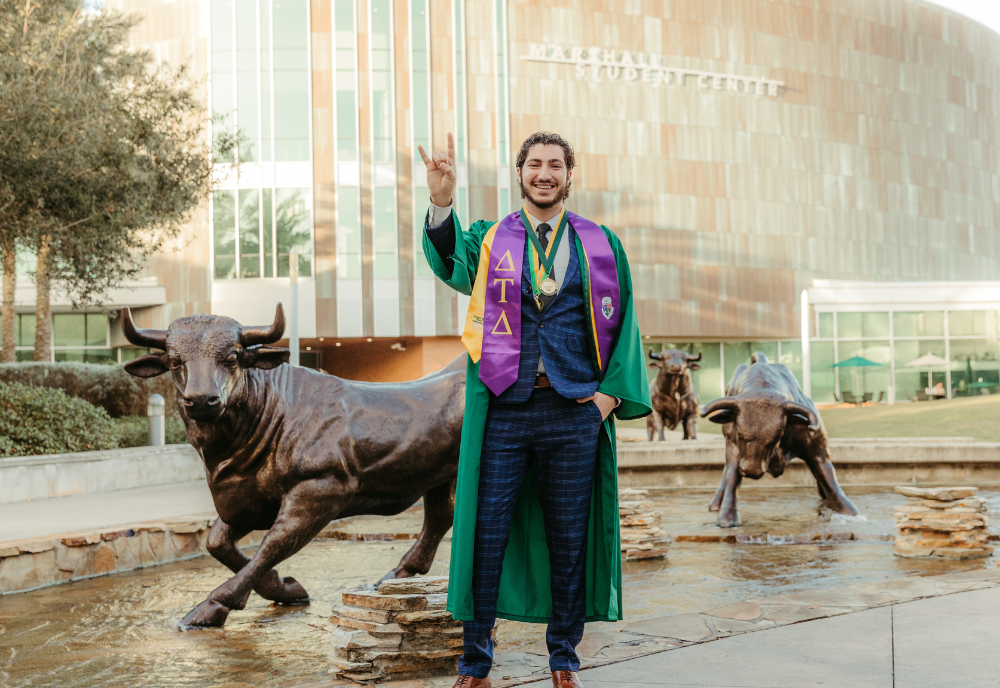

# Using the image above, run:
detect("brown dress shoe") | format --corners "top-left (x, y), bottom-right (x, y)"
top-left (451, 676), bottom-right (492, 688)
top-left (552, 670), bottom-right (583, 687)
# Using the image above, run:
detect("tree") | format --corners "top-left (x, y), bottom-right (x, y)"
top-left (0, 0), bottom-right (213, 361)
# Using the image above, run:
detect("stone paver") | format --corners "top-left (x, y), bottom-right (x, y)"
top-left (579, 586), bottom-right (1000, 687)
top-left (0, 480), bottom-right (214, 542)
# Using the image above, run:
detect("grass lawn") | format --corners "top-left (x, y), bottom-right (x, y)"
top-left (619, 394), bottom-right (1000, 442)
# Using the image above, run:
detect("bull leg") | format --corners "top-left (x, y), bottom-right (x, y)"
top-left (379, 480), bottom-right (455, 584)
top-left (649, 411), bottom-right (665, 442)
top-left (181, 482), bottom-right (341, 628)
top-left (646, 416), bottom-right (654, 442)
top-left (713, 443), bottom-right (743, 528)
top-left (804, 454), bottom-right (859, 516)
top-left (683, 415), bottom-right (697, 440)
top-left (204, 518), bottom-right (309, 605)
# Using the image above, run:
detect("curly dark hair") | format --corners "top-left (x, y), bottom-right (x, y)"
top-left (515, 132), bottom-right (575, 171)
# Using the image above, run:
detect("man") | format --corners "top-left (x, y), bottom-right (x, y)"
top-left (418, 132), bottom-right (650, 688)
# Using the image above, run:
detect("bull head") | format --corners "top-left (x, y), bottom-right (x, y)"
top-left (648, 348), bottom-right (703, 374)
top-left (700, 396), bottom-right (819, 479)
top-left (121, 305), bottom-right (290, 421)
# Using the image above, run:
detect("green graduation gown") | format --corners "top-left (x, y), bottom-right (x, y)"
top-left (424, 211), bottom-right (651, 624)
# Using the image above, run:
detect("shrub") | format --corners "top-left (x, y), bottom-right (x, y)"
top-left (0, 362), bottom-right (177, 418)
top-left (114, 415), bottom-right (188, 448)
top-left (0, 381), bottom-right (120, 456)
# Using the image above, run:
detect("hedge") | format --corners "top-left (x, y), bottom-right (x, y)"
top-left (0, 361), bottom-right (177, 418)
top-left (0, 381), bottom-right (121, 456)
top-left (114, 415), bottom-right (188, 448)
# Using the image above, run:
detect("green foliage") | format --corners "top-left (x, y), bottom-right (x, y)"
top-left (113, 415), bottom-right (188, 448)
top-left (0, 361), bottom-right (178, 418)
top-left (0, 381), bottom-right (119, 456)
top-left (0, 0), bottom-right (214, 308)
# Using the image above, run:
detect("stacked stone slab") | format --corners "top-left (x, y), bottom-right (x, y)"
top-left (619, 488), bottom-right (668, 560)
top-left (331, 576), bottom-right (485, 684)
top-left (893, 486), bottom-right (993, 559)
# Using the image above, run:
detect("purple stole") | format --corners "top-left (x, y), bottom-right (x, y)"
top-left (478, 210), bottom-right (621, 396)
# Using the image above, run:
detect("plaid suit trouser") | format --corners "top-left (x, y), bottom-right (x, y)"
top-left (457, 387), bottom-right (603, 678)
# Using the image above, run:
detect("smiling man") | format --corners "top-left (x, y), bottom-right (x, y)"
top-left (418, 132), bottom-right (651, 688)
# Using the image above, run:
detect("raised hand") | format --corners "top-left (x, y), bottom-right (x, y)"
top-left (417, 132), bottom-right (456, 207)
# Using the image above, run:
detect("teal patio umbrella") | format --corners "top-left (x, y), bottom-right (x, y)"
top-left (831, 356), bottom-right (885, 398)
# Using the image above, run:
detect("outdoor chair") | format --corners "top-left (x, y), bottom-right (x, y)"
top-left (842, 391), bottom-right (857, 405)
top-left (915, 390), bottom-right (929, 401)
top-left (876, 391), bottom-right (885, 403)
top-left (862, 392), bottom-right (873, 405)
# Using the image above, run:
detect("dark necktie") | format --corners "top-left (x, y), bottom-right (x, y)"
top-left (537, 223), bottom-right (556, 309)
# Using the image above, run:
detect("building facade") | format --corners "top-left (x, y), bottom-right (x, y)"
top-left (5, 0), bottom-right (1000, 403)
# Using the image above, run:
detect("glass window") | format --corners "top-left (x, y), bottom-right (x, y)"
top-left (894, 339), bottom-right (946, 401)
top-left (950, 338), bottom-right (1000, 395)
top-left (119, 347), bottom-right (151, 362)
top-left (835, 312), bottom-right (887, 339)
top-left (211, 0), bottom-right (235, 163)
top-left (86, 314), bottom-right (107, 346)
top-left (236, 0), bottom-right (259, 162)
top-left (213, 190), bottom-right (237, 279)
top-left (411, 0), bottom-right (430, 154)
top-left (949, 310), bottom-right (1000, 337)
top-left (413, 185), bottom-right (433, 278)
top-left (723, 341), bottom-right (779, 387)
top-left (893, 311), bottom-right (944, 338)
top-left (779, 340), bottom-right (803, 388)
top-left (817, 312), bottom-right (833, 339)
top-left (299, 351), bottom-right (322, 370)
top-left (692, 343), bottom-right (723, 403)
top-left (810, 341), bottom-right (836, 403)
top-left (273, 0), bottom-right (309, 161)
top-left (54, 349), bottom-right (116, 365)
top-left (276, 188), bottom-right (312, 276)
top-left (263, 188), bottom-right (274, 277)
top-left (337, 189), bottom-right (361, 279)
top-left (239, 189), bottom-right (262, 278)
top-left (335, 0), bottom-right (357, 162)
top-left (53, 314), bottom-right (86, 347)
top-left (371, 0), bottom-right (393, 163)
top-left (16, 314), bottom-right (36, 348)
top-left (836, 340), bottom-right (890, 399)
top-left (260, 0), bottom-right (272, 161)
top-left (373, 187), bottom-right (397, 278)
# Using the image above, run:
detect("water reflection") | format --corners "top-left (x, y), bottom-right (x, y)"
top-left (1, 490), bottom-right (996, 687)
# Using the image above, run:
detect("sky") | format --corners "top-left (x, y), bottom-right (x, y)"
top-left (928, 1), bottom-right (1000, 36)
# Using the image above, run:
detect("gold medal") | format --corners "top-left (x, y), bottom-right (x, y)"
top-left (539, 278), bottom-right (558, 296)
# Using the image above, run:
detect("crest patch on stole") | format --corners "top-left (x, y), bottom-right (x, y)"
top-left (601, 296), bottom-right (614, 320)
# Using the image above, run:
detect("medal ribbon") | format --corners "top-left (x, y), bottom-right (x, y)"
top-left (520, 207), bottom-right (568, 304)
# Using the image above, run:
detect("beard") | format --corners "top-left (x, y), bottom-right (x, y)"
top-left (518, 177), bottom-right (571, 209)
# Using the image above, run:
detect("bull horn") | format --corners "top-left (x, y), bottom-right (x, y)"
top-left (120, 306), bottom-right (167, 350)
top-left (648, 349), bottom-right (663, 360)
top-left (785, 401), bottom-right (820, 429)
top-left (700, 396), bottom-right (737, 418)
top-left (688, 350), bottom-right (703, 362)
top-left (240, 303), bottom-right (286, 347)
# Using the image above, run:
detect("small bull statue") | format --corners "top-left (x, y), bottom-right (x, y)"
top-left (121, 304), bottom-right (464, 627)
top-left (700, 352), bottom-right (858, 528)
top-left (647, 349), bottom-right (701, 441)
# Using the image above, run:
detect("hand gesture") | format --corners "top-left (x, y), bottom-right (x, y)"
top-left (417, 132), bottom-right (456, 207)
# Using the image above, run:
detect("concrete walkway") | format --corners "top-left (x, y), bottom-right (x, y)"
top-left (579, 586), bottom-right (1000, 688)
top-left (0, 480), bottom-right (214, 542)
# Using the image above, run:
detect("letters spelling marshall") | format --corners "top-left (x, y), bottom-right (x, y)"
top-left (523, 43), bottom-right (784, 97)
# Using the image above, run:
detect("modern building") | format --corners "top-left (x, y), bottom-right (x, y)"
top-left (4, 0), bottom-right (1000, 404)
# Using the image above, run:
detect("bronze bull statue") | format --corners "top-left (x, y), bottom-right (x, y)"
top-left (700, 352), bottom-right (858, 528)
top-left (646, 349), bottom-right (701, 441)
top-left (121, 304), bottom-right (464, 627)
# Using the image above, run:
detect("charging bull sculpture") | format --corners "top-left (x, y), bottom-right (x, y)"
top-left (700, 352), bottom-right (858, 528)
top-left (121, 304), bottom-right (464, 627)
top-left (647, 349), bottom-right (701, 441)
